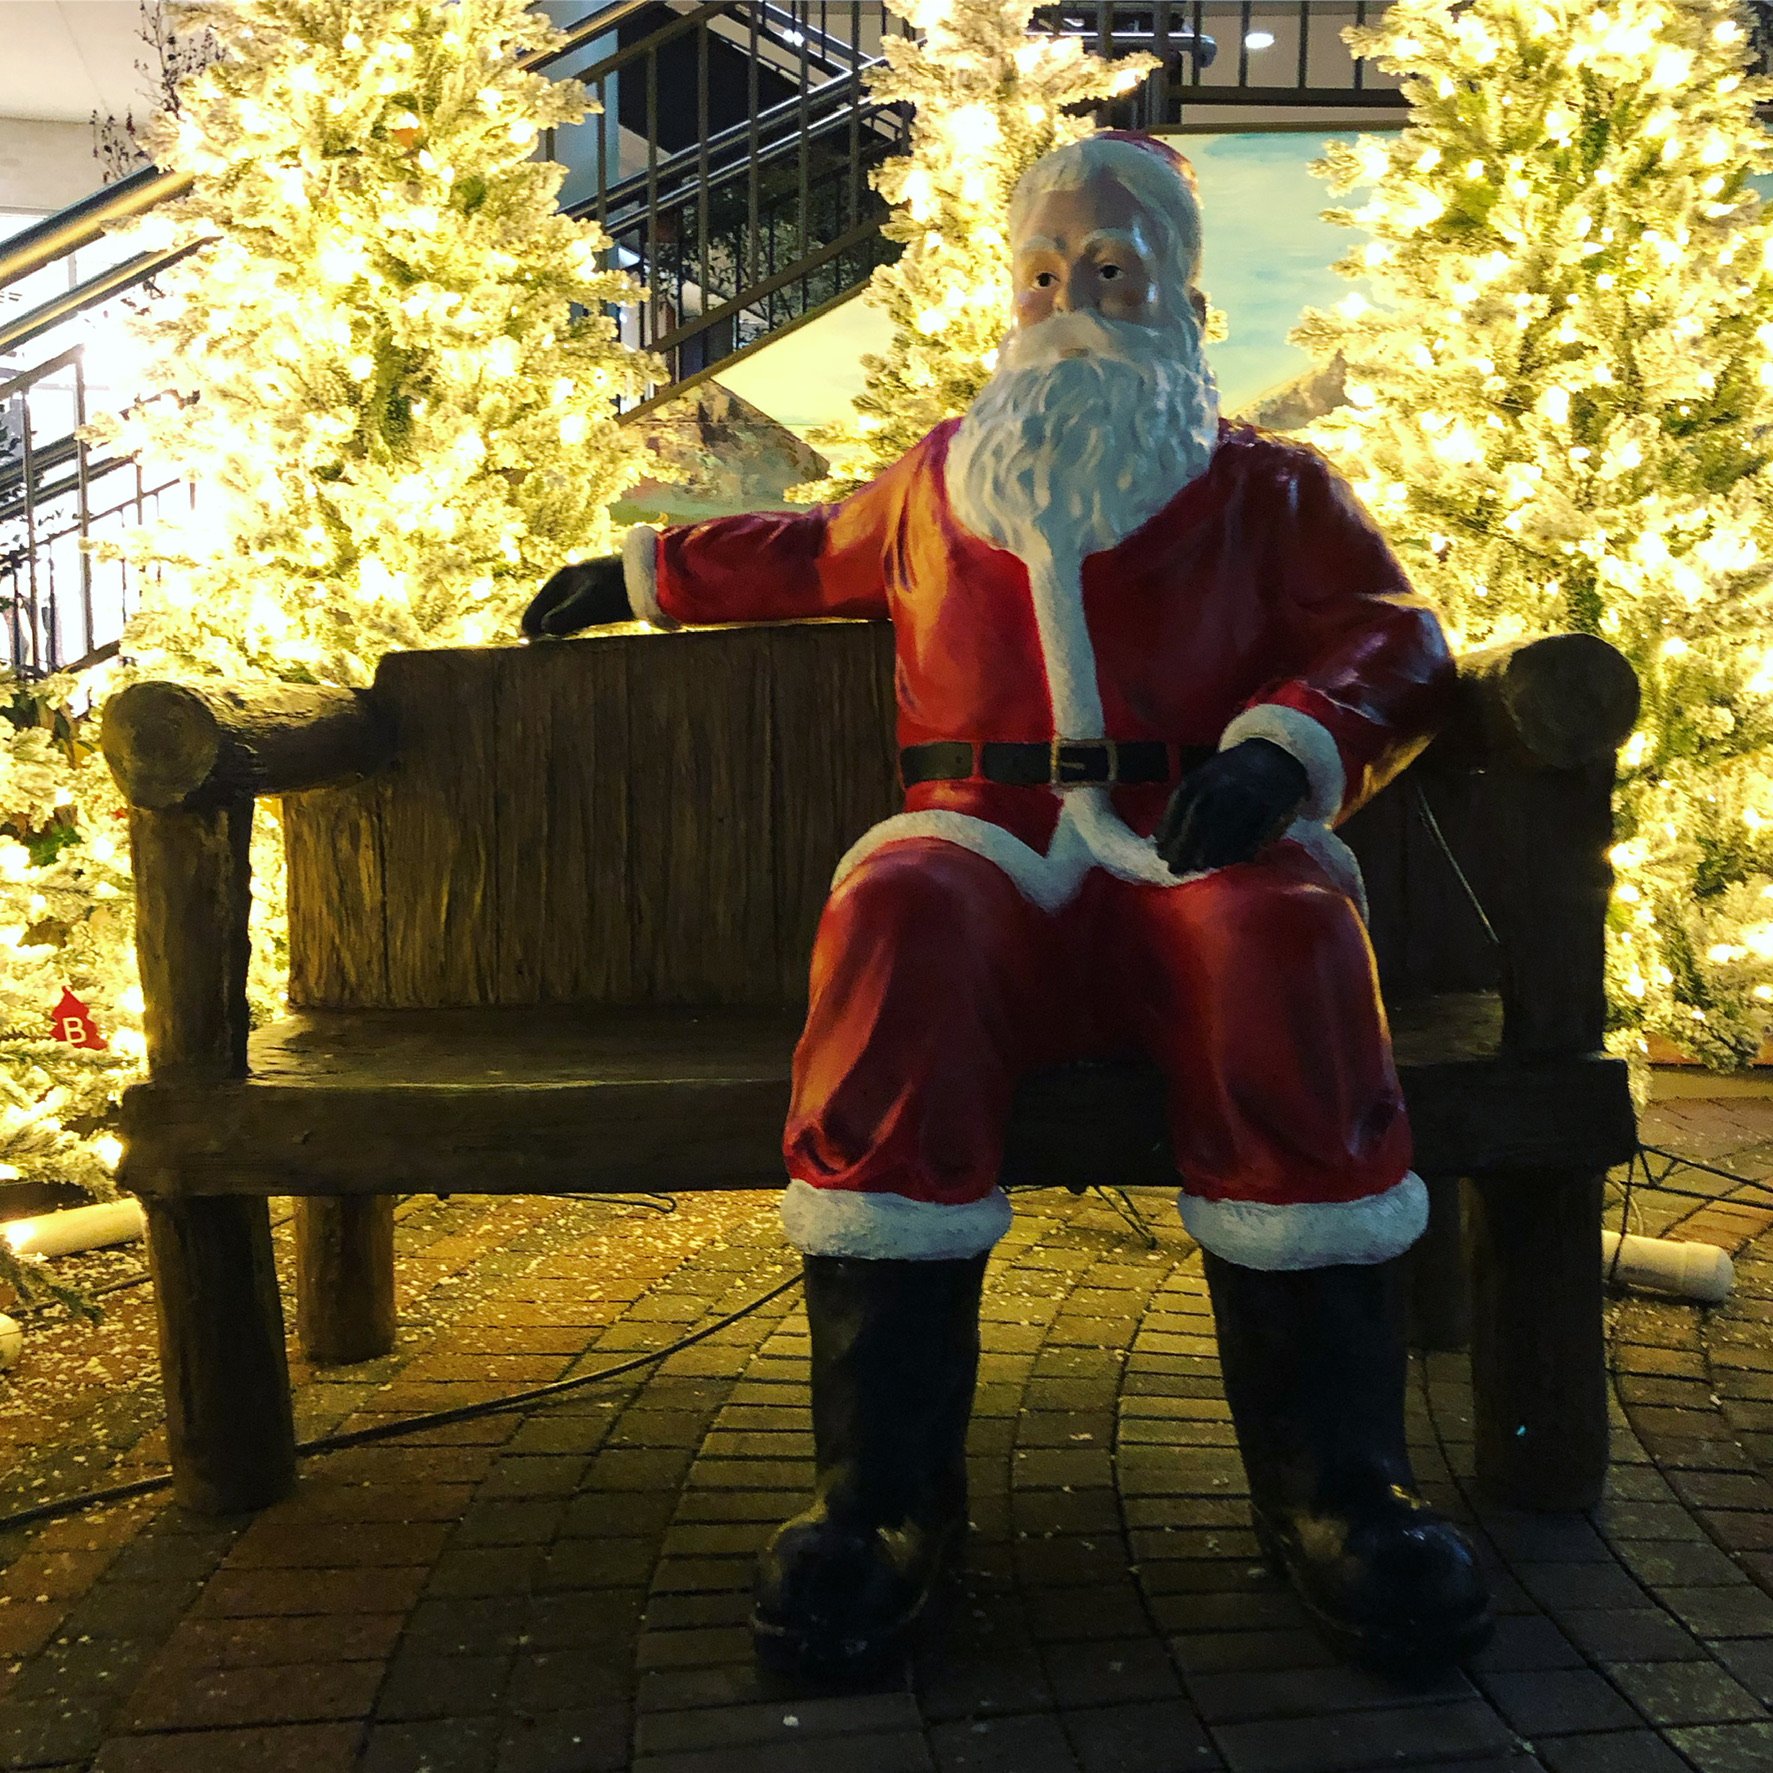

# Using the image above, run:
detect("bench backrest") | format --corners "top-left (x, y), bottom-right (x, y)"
top-left (280, 623), bottom-right (1500, 1011)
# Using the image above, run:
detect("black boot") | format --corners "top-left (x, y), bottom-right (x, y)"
top-left (1202, 1249), bottom-right (1493, 1676)
top-left (752, 1253), bottom-right (986, 1677)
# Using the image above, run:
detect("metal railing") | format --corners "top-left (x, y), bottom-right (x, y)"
top-left (0, 347), bottom-right (190, 680)
top-left (540, 2), bottom-right (914, 396)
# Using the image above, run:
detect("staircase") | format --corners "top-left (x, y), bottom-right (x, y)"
top-left (0, 0), bottom-right (1461, 678)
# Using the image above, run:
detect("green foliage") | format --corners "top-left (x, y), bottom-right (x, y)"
top-left (1293, 0), bottom-right (1773, 1065)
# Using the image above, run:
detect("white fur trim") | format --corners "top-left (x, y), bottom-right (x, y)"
top-left (781, 1179), bottom-right (1013, 1259)
top-left (622, 524), bottom-right (677, 630)
top-left (1178, 1171), bottom-right (1428, 1271)
top-left (1220, 703), bottom-right (1346, 824)
top-left (1063, 788), bottom-right (1196, 889)
top-left (1280, 818), bottom-right (1368, 923)
top-left (831, 809), bottom-right (1095, 914)
top-left (1022, 539), bottom-right (1105, 739)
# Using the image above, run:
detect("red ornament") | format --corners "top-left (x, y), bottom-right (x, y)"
top-left (49, 987), bottom-right (107, 1050)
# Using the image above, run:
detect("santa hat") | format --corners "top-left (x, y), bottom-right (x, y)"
top-left (1093, 129), bottom-right (1201, 196)
top-left (1010, 130), bottom-right (1204, 289)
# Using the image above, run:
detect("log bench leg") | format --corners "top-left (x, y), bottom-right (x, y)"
top-left (145, 1196), bottom-right (296, 1514)
top-left (1467, 1167), bottom-right (1608, 1511)
top-left (295, 1196), bottom-right (397, 1366)
top-left (1408, 1172), bottom-right (1471, 1353)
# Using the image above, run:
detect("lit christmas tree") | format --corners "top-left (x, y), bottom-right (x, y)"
top-left (87, 0), bottom-right (655, 684)
top-left (798, 0), bottom-right (1159, 496)
top-left (0, 673), bottom-right (140, 1308)
top-left (1292, 0), bottom-right (1773, 1066)
top-left (1, 0), bottom-right (654, 1300)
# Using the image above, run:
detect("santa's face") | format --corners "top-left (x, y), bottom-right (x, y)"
top-left (946, 168), bottom-right (1219, 567)
top-left (1011, 173), bottom-right (1164, 334)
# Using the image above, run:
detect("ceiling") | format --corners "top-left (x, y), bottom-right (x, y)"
top-left (0, 3), bottom-right (160, 124)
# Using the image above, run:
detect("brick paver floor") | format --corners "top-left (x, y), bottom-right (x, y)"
top-left (2, 1080), bottom-right (1772, 1772)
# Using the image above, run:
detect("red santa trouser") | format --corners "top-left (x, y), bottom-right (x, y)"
top-left (781, 837), bottom-right (1418, 1269)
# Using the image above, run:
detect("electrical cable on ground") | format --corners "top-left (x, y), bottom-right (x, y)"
top-left (1628, 1143), bottom-right (1773, 1209)
top-left (1606, 1139), bottom-right (1640, 1288)
top-left (8, 1191), bottom-right (680, 1319)
top-left (0, 1268), bottom-right (803, 1535)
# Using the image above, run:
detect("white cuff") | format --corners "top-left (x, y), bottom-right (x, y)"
top-left (1219, 703), bottom-right (1345, 824)
top-left (1178, 1171), bottom-right (1427, 1271)
top-left (782, 1180), bottom-right (1012, 1260)
top-left (622, 524), bottom-right (677, 629)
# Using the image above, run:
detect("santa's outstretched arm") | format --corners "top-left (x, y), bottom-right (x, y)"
top-left (1218, 450), bottom-right (1456, 826)
top-left (623, 447), bottom-right (919, 631)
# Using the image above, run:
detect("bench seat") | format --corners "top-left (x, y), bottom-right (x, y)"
top-left (121, 991), bottom-right (1636, 1200)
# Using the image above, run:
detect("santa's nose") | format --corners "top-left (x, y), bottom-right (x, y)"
top-left (1058, 264), bottom-right (1100, 313)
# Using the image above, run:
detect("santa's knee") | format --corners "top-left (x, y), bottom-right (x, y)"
top-left (823, 839), bottom-right (1029, 948)
top-left (1180, 857), bottom-right (1366, 963)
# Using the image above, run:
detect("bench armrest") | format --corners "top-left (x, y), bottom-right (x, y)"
top-left (103, 681), bottom-right (390, 1086)
top-left (101, 681), bottom-right (392, 811)
top-left (1419, 636), bottom-right (1638, 1061)
top-left (1441, 632), bottom-right (1639, 773)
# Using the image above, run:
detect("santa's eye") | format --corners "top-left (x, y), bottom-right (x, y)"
top-left (1031, 271), bottom-right (1057, 288)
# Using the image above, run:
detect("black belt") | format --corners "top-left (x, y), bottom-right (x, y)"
top-left (900, 740), bottom-right (1210, 789)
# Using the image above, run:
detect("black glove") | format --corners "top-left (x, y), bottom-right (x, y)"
top-left (1155, 737), bottom-right (1311, 876)
top-left (521, 554), bottom-right (632, 638)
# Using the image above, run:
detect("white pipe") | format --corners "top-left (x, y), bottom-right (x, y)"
top-left (1602, 1229), bottom-right (1734, 1304)
top-left (0, 1313), bottom-right (20, 1371)
top-left (2, 1198), bottom-right (146, 1261)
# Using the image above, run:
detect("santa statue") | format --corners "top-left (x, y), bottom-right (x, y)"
top-left (526, 132), bottom-right (1492, 1679)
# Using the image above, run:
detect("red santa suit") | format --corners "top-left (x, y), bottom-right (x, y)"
top-left (624, 415), bottom-right (1455, 1270)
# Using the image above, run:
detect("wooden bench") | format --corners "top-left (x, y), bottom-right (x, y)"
top-left (102, 621), bottom-right (1640, 1517)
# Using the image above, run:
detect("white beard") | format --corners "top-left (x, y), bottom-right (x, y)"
top-left (946, 308), bottom-right (1220, 570)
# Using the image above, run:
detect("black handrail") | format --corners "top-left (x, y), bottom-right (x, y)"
top-left (0, 243), bottom-right (205, 360)
top-left (0, 0), bottom-right (668, 295)
top-left (589, 61), bottom-right (887, 222)
top-left (0, 166), bottom-right (191, 295)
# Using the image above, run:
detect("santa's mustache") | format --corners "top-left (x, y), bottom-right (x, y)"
top-left (996, 307), bottom-right (1200, 374)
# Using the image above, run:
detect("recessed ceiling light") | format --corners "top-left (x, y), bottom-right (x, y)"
top-left (1245, 30), bottom-right (1277, 50)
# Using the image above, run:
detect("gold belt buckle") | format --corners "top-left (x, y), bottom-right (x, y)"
top-left (1050, 738), bottom-right (1116, 785)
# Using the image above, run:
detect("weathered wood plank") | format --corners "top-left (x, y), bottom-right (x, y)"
top-left (294, 1196), bottom-right (396, 1366)
top-left (145, 1195), bottom-right (295, 1513)
top-left (767, 622), bottom-right (899, 1002)
top-left (122, 1075), bottom-right (796, 1198)
top-left (493, 633), bottom-right (633, 1004)
top-left (283, 778), bottom-right (390, 1009)
top-left (129, 802), bottom-right (252, 1083)
top-left (999, 1049), bottom-right (1634, 1191)
top-left (116, 998), bottom-right (1635, 1201)
top-left (624, 627), bottom-right (780, 1004)
top-left (250, 1005), bottom-right (805, 1082)
top-left (372, 648), bottom-right (504, 1007)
